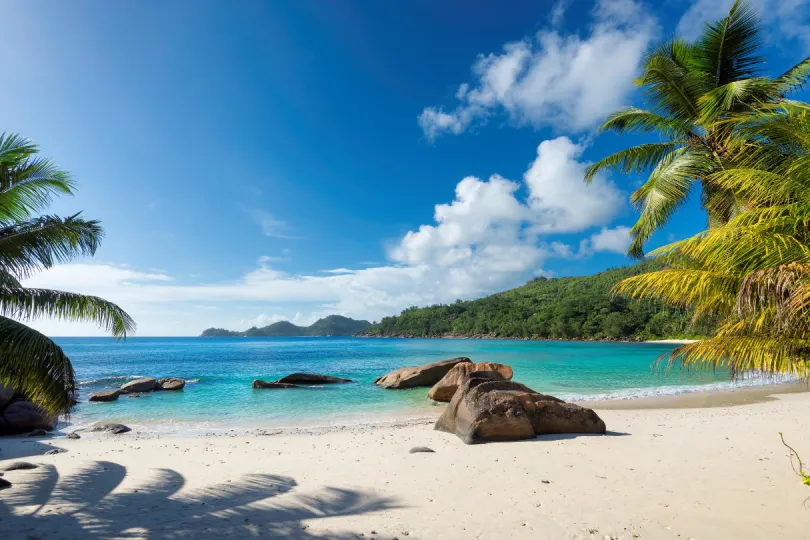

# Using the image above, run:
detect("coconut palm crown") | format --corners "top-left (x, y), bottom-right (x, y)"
top-left (0, 133), bottom-right (135, 416)
top-left (615, 102), bottom-right (810, 378)
top-left (585, 0), bottom-right (810, 258)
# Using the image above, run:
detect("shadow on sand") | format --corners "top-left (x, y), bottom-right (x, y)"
top-left (0, 461), bottom-right (402, 539)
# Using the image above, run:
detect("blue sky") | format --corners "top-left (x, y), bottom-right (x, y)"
top-left (2, 0), bottom-right (809, 335)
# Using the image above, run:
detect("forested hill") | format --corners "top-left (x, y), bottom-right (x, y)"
top-left (360, 263), bottom-right (713, 341)
top-left (200, 315), bottom-right (371, 337)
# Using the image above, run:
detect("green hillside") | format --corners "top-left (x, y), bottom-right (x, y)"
top-left (361, 263), bottom-right (714, 341)
top-left (200, 315), bottom-right (371, 337)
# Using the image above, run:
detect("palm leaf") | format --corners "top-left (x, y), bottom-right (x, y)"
top-left (0, 288), bottom-right (135, 339)
top-left (696, 0), bottom-right (764, 87)
top-left (774, 57), bottom-right (810, 95)
top-left (0, 157), bottom-right (74, 224)
top-left (0, 214), bottom-right (102, 278)
top-left (584, 142), bottom-right (685, 183)
top-left (0, 315), bottom-right (75, 415)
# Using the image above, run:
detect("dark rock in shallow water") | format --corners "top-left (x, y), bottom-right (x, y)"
top-left (252, 380), bottom-right (299, 389)
top-left (276, 373), bottom-right (352, 384)
top-left (44, 448), bottom-right (67, 455)
top-left (435, 375), bottom-right (606, 444)
top-left (89, 390), bottom-right (121, 402)
top-left (120, 377), bottom-right (157, 393)
top-left (2, 401), bottom-right (58, 433)
top-left (27, 429), bottom-right (49, 437)
top-left (409, 446), bottom-right (435, 454)
top-left (1, 461), bottom-right (39, 471)
top-left (67, 432), bottom-right (81, 439)
top-left (0, 478), bottom-right (10, 490)
top-left (156, 377), bottom-right (185, 391)
top-left (374, 357), bottom-right (472, 389)
top-left (90, 422), bottom-right (131, 434)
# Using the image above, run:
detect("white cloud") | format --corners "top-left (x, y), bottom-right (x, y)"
top-left (418, 0), bottom-right (656, 139)
top-left (245, 208), bottom-right (293, 239)
top-left (321, 268), bottom-right (356, 274)
top-left (580, 225), bottom-right (633, 255)
top-left (524, 137), bottom-right (625, 233)
top-left (677, 0), bottom-right (810, 52)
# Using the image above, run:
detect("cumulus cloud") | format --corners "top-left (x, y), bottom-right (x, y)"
top-left (677, 0), bottom-right (810, 51)
top-left (417, 0), bottom-right (656, 139)
top-left (579, 225), bottom-right (633, 255)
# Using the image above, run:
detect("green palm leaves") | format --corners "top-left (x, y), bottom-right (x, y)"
top-left (587, 0), bottom-right (810, 258)
top-left (615, 105), bottom-right (810, 378)
top-left (0, 133), bottom-right (135, 416)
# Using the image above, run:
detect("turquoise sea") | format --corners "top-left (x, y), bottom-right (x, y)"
top-left (59, 337), bottom-right (775, 431)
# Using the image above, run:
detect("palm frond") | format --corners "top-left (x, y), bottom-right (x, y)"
top-left (0, 157), bottom-right (74, 223)
top-left (598, 106), bottom-right (698, 139)
top-left (0, 214), bottom-right (103, 279)
top-left (0, 288), bottom-right (135, 339)
top-left (663, 336), bottom-right (810, 378)
top-left (696, 0), bottom-right (764, 87)
top-left (775, 57), bottom-right (810, 95)
top-left (0, 133), bottom-right (37, 165)
top-left (614, 268), bottom-right (739, 313)
top-left (0, 315), bottom-right (75, 415)
top-left (584, 142), bottom-right (685, 183)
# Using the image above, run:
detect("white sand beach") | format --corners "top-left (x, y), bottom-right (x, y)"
top-left (2, 387), bottom-right (810, 539)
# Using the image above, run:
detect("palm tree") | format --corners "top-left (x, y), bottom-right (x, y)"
top-left (0, 133), bottom-right (134, 416)
top-left (585, 0), bottom-right (810, 258)
top-left (614, 102), bottom-right (810, 378)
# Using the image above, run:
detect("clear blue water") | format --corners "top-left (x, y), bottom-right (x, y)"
top-left (56, 337), bottom-right (766, 430)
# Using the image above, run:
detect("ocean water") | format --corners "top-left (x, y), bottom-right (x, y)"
top-left (57, 336), bottom-right (777, 431)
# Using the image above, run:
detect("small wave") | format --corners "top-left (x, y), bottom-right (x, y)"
top-left (185, 379), bottom-right (201, 384)
top-left (78, 375), bottom-right (144, 387)
top-left (560, 374), bottom-right (799, 402)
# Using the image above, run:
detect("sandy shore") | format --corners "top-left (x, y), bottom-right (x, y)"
top-left (3, 388), bottom-right (810, 539)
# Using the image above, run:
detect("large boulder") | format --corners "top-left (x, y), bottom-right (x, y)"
top-left (252, 380), bottom-right (298, 389)
top-left (435, 375), bottom-right (606, 444)
top-left (89, 390), bottom-right (121, 402)
top-left (2, 401), bottom-right (58, 433)
top-left (0, 383), bottom-right (15, 410)
top-left (156, 378), bottom-right (186, 391)
top-left (374, 357), bottom-right (472, 389)
top-left (276, 373), bottom-right (352, 384)
top-left (120, 377), bottom-right (157, 393)
top-left (428, 362), bottom-right (513, 402)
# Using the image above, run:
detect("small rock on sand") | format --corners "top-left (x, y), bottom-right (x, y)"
top-left (27, 428), bottom-right (49, 437)
top-left (409, 446), bottom-right (435, 453)
top-left (44, 448), bottom-right (67, 455)
top-left (0, 478), bottom-right (11, 490)
top-left (67, 432), bottom-right (81, 439)
top-left (1, 462), bottom-right (39, 471)
top-left (90, 422), bottom-right (131, 434)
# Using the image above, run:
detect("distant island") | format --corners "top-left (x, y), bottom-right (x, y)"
top-left (359, 262), bottom-right (713, 341)
top-left (200, 315), bottom-right (372, 337)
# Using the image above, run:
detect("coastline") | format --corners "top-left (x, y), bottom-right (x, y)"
top-left (356, 333), bottom-right (704, 344)
top-left (4, 386), bottom-right (810, 539)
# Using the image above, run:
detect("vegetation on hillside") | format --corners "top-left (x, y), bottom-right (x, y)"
top-left (0, 134), bottom-right (134, 415)
top-left (201, 315), bottom-right (371, 337)
top-left (361, 263), bottom-right (713, 341)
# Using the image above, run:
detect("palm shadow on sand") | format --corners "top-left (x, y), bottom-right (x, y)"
top-left (0, 461), bottom-right (401, 539)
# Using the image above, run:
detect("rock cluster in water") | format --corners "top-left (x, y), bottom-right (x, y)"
top-left (253, 373), bottom-right (352, 389)
top-left (89, 377), bottom-right (187, 403)
top-left (374, 357), bottom-right (607, 444)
